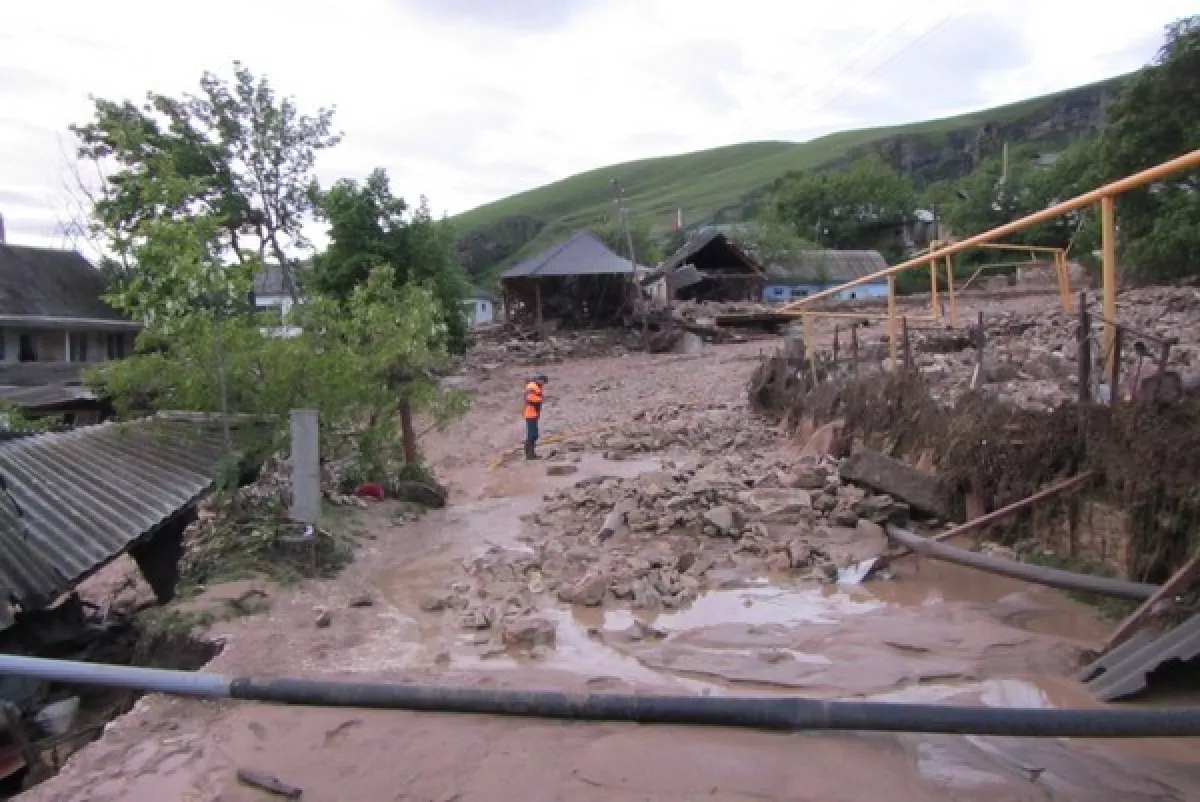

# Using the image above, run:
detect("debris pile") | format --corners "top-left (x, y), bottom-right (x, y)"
top-left (465, 327), bottom-right (641, 370)
top-left (423, 451), bottom-right (921, 657)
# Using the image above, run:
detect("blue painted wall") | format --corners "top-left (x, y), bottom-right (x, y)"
top-left (763, 281), bottom-right (890, 303)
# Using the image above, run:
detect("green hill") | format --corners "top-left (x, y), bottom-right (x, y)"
top-left (453, 75), bottom-right (1128, 279)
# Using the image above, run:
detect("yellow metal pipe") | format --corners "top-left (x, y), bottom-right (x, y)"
top-left (1101, 196), bottom-right (1118, 386)
top-left (945, 256), bottom-right (958, 327)
top-left (780, 148), bottom-right (1200, 312)
top-left (930, 261), bottom-right (940, 321)
top-left (973, 243), bottom-right (1065, 255)
top-left (887, 275), bottom-right (898, 367)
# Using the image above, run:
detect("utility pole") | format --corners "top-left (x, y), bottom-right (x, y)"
top-left (610, 178), bottom-right (643, 332)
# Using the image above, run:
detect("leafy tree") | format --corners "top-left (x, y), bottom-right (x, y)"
top-left (71, 62), bottom-right (340, 302)
top-left (1100, 15), bottom-right (1200, 281)
top-left (311, 169), bottom-right (470, 354)
top-left (768, 155), bottom-right (916, 254)
top-left (589, 216), bottom-right (664, 267)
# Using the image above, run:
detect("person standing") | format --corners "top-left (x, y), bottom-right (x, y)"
top-left (523, 374), bottom-right (547, 460)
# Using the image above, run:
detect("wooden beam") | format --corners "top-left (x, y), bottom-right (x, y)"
top-left (1101, 552), bottom-right (1200, 654)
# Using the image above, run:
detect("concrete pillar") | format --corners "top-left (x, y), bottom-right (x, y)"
top-left (290, 409), bottom-right (320, 524)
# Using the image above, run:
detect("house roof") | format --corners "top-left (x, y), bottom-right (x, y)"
top-left (766, 250), bottom-right (889, 284)
top-left (0, 245), bottom-right (129, 322)
top-left (0, 415), bottom-right (251, 626)
top-left (501, 230), bottom-right (639, 279)
top-left (660, 231), bottom-right (764, 276)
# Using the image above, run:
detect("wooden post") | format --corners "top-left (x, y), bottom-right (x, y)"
top-left (1101, 551), bottom-right (1200, 654)
top-left (1077, 291), bottom-right (1091, 404)
top-left (971, 311), bottom-right (985, 390)
top-left (945, 256), bottom-right (958, 327)
top-left (832, 325), bottom-right (840, 369)
top-left (1111, 326), bottom-right (1124, 403)
top-left (901, 316), bottom-right (911, 369)
top-left (887, 275), bottom-right (898, 368)
top-left (929, 261), bottom-right (939, 321)
top-left (851, 324), bottom-right (859, 376)
top-left (534, 280), bottom-right (544, 333)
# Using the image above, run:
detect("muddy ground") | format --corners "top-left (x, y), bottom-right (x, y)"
top-left (18, 289), bottom-right (1200, 802)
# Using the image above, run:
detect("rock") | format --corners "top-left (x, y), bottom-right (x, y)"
top-left (389, 480), bottom-right (448, 509)
top-left (838, 449), bottom-right (948, 518)
top-left (766, 551), bottom-right (792, 572)
top-left (787, 539), bottom-right (813, 568)
top-left (801, 419), bottom-right (845, 458)
top-left (559, 573), bottom-right (608, 606)
top-left (703, 505), bottom-right (738, 535)
top-left (832, 508), bottom-right (860, 528)
top-left (314, 609), bottom-right (332, 628)
top-left (743, 488), bottom-right (812, 525)
top-left (502, 617), bottom-right (557, 651)
top-left (459, 606), bottom-right (492, 630)
top-left (546, 463), bottom-right (579, 477)
top-left (348, 593), bottom-right (374, 608)
top-left (419, 596), bottom-right (449, 613)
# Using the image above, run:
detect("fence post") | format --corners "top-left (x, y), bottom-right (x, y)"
top-left (901, 316), bottom-right (911, 370)
top-left (971, 311), bottom-right (986, 390)
top-left (887, 275), bottom-right (898, 368)
top-left (851, 324), bottom-right (859, 376)
top-left (1077, 292), bottom-right (1091, 404)
top-left (832, 325), bottom-right (840, 370)
top-left (290, 409), bottom-right (321, 524)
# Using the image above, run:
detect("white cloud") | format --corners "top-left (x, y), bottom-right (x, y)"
top-left (0, 0), bottom-right (1193, 248)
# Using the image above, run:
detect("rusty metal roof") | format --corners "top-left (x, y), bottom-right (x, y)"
top-left (0, 417), bottom-right (231, 623)
top-left (1081, 614), bottom-right (1200, 701)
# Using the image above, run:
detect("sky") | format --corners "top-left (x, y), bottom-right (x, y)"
top-left (0, 0), bottom-right (1194, 251)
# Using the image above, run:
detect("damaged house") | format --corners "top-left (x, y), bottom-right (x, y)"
top-left (644, 231), bottom-right (765, 305)
top-left (763, 250), bottom-right (889, 303)
top-left (500, 230), bottom-right (642, 328)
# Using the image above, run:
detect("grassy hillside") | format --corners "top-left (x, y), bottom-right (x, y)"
top-left (454, 75), bottom-right (1127, 279)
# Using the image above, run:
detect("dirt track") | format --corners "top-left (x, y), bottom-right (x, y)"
top-left (18, 309), bottom-right (1200, 802)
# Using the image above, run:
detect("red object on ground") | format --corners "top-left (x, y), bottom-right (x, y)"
top-left (355, 482), bottom-right (386, 500)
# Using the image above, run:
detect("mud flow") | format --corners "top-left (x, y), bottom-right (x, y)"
top-left (18, 288), bottom-right (1200, 801)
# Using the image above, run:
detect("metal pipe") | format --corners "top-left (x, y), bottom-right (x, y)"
top-left (2, 655), bottom-right (1200, 737)
top-left (0, 655), bottom-right (230, 697)
top-left (781, 148), bottom-right (1200, 311)
top-left (886, 526), bottom-right (1157, 601)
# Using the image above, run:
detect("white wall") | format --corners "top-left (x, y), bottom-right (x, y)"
top-left (255, 294), bottom-right (302, 338)
top-left (462, 298), bottom-right (494, 327)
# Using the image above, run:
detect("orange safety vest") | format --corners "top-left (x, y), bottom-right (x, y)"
top-left (523, 381), bottom-right (544, 420)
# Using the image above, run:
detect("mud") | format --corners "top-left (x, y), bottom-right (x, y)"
top-left (18, 296), bottom-right (1200, 801)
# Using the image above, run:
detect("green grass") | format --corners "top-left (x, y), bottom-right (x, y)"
top-left (453, 75), bottom-right (1128, 277)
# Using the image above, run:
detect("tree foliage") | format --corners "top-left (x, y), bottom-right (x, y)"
top-left (767, 155), bottom-right (916, 256)
top-left (72, 62), bottom-right (340, 300)
top-left (1100, 15), bottom-right (1200, 281)
top-left (589, 216), bottom-right (664, 268)
top-left (311, 169), bottom-right (470, 354)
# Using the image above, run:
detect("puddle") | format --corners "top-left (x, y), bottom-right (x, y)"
top-left (652, 583), bottom-right (883, 630)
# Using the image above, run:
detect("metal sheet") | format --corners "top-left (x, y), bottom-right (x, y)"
top-left (1083, 614), bottom-right (1200, 701)
top-left (0, 418), bottom-right (230, 619)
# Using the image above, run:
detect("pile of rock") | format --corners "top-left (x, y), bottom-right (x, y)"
top-left (464, 328), bottom-right (641, 371)
top-left (421, 450), bottom-right (913, 658)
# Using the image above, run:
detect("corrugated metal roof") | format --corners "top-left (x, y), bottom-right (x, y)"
top-left (0, 384), bottom-right (96, 411)
top-left (1080, 614), bottom-right (1200, 701)
top-left (766, 250), bottom-right (889, 284)
top-left (0, 417), bottom-right (231, 620)
top-left (501, 230), bottom-right (638, 279)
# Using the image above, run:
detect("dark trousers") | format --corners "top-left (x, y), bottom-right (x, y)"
top-left (525, 417), bottom-right (540, 446)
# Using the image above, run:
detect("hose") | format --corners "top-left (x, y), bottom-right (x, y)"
top-left (886, 525), bottom-right (1158, 601)
top-left (3, 655), bottom-right (1200, 737)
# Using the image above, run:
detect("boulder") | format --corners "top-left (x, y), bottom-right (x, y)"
top-left (703, 505), bottom-right (738, 535)
top-left (559, 573), bottom-right (609, 606)
top-left (838, 449), bottom-right (948, 518)
top-left (390, 480), bottom-right (448, 509)
top-left (742, 488), bottom-right (813, 525)
top-left (546, 463), bottom-right (579, 477)
top-left (502, 617), bottom-right (557, 651)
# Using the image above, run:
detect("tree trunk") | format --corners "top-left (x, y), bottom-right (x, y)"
top-left (398, 398), bottom-right (418, 466)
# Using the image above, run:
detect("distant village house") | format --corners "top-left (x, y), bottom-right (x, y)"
top-left (462, 288), bottom-right (495, 327)
top-left (643, 231), bottom-right (765, 306)
top-left (762, 250), bottom-right (890, 303)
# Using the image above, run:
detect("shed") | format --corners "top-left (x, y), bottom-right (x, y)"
top-left (656, 231), bottom-right (765, 303)
top-left (500, 230), bottom-right (640, 328)
top-left (764, 250), bottom-right (890, 303)
top-left (462, 287), bottom-right (496, 327)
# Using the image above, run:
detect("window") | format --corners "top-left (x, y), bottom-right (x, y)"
top-left (106, 333), bottom-right (127, 360)
top-left (69, 332), bottom-right (89, 363)
top-left (18, 334), bottom-right (38, 363)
